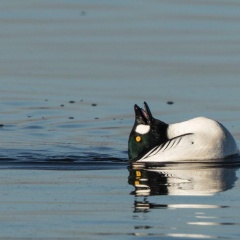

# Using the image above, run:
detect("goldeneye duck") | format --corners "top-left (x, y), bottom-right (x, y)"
top-left (128, 102), bottom-right (238, 162)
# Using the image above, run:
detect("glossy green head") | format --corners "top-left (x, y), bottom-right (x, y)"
top-left (128, 102), bottom-right (168, 161)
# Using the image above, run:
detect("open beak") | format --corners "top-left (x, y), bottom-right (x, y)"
top-left (143, 102), bottom-right (153, 123)
top-left (134, 102), bottom-right (153, 125)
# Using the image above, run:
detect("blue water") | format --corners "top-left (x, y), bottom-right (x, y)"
top-left (1, 0), bottom-right (240, 239)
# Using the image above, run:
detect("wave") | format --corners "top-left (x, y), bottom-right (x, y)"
top-left (0, 151), bottom-right (128, 170)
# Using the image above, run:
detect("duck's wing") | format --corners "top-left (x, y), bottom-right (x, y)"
top-left (138, 133), bottom-right (194, 162)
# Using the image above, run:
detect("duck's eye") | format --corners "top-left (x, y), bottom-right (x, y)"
top-left (135, 135), bottom-right (142, 142)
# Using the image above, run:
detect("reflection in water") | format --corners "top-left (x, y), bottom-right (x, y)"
top-left (128, 162), bottom-right (238, 197)
top-left (128, 162), bottom-right (239, 212)
top-left (133, 198), bottom-right (228, 213)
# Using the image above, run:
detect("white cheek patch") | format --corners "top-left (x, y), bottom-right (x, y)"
top-left (135, 124), bottom-right (150, 134)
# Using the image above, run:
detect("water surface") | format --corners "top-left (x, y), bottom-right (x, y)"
top-left (1, 0), bottom-right (240, 239)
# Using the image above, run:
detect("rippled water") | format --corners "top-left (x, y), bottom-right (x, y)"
top-left (1, 0), bottom-right (240, 239)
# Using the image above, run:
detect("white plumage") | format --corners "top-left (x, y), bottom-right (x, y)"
top-left (135, 124), bottom-right (150, 134)
top-left (138, 117), bottom-right (238, 162)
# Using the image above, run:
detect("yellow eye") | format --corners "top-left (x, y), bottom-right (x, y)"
top-left (135, 135), bottom-right (142, 142)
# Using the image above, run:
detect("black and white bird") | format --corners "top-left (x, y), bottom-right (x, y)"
top-left (128, 102), bottom-right (238, 162)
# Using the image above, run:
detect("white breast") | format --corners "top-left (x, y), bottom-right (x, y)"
top-left (138, 117), bottom-right (238, 162)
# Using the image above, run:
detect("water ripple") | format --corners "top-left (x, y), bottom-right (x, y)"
top-left (0, 152), bottom-right (128, 170)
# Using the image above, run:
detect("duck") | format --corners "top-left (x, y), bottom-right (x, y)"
top-left (128, 102), bottom-right (239, 162)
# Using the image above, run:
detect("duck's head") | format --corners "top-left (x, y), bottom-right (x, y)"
top-left (128, 102), bottom-right (168, 162)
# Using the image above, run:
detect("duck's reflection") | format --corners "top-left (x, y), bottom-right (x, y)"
top-left (129, 162), bottom-right (239, 212)
top-left (128, 162), bottom-right (238, 197)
